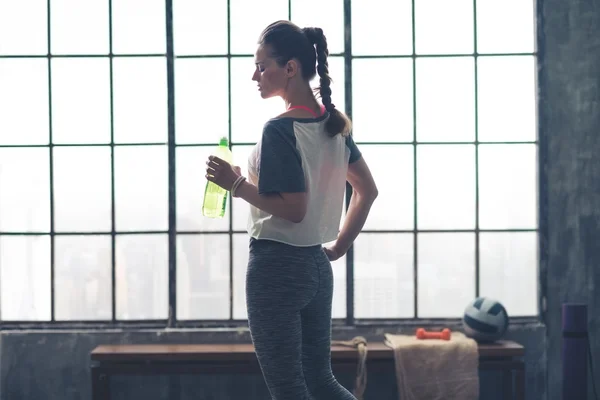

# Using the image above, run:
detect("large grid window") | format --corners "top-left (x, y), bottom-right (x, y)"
top-left (0, 0), bottom-right (537, 327)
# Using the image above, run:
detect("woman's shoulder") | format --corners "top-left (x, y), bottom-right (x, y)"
top-left (260, 118), bottom-right (294, 141)
top-left (274, 108), bottom-right (315, 119)
top-left (270, 110), bottom-right (329, 123)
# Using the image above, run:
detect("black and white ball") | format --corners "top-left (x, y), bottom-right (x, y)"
top-left (462, 297), bottom-right (509, 343)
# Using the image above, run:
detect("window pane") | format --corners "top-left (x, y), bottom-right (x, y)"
top-left (0, 236), bottom-right (51, 321)
top-left (55, 235), bottom-right (112, 320)
top-left (113, 57), bottom-right (167, 143)
top-left (416, 57), bottom-right (475, 142)
top-left (291, 0), bottom-right (344, 54)
top-left (476, 0), bottom-right (535, 54)
top-left (0, 59), bottom-right (49, 145)
top-left (479, 144), bottom-right (537, 229)
top-left (231, 57), bottom-right (286, 143)
top-left (111, 0), bottom-right (166, 54)
top-left (230, 0), bottom-right (288, 54)
top-left (480, 232), bottom-right (537, 316)
top-left (232, 145), bottom-right (255, 231)
top-left (354, 234), bottom-right (414, 319)
top-left (51, 58), bottom-right (111, 144)
top-left (0, 0), bottom-right (47, 55)
top-left (418, 233), bottom-right (475, 317)
top-left (415, 0), bottom-right (474, 55)
top-left (50, 0), bottom-right (109, 54)
top-left (417, 145), bottom-right (475, 230)
top-left (175, 58), bottom-right (229, 145)
top-left (478, 56), bottom-right (536, 142)
top-left (177, 234), bottom-right (230, 320)
top-left (352, 0), bottom-right (412, 56)
top-left (115, 146), bottom-right (168, 232)
top-left (53, 147), bottom-right (112, 232)
top-left (116, 234), bottom-right (168, 319)
top-left (352, 59), bottom-right (413, 143)
top-left (173, 0), bottom-right (227, 55)
top-left (176, 147), bottom-right (230, 232)
top-left (0, 149), bottom-right (50, 232)
top-left (233, 233), bottom-right (249, 319)
top-left (360, 145), bottom-right (414, 230)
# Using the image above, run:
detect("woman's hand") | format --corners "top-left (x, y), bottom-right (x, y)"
top-left (323, 243), bottom-right (344, 261)
top-left (206, 156), bottom-right (242, 191)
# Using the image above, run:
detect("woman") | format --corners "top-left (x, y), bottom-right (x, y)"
top-left (206, 20), bottom-right (378, 400)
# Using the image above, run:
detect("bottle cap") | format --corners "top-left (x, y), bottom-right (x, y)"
top-left (219, 137), bottom-right (229, 147)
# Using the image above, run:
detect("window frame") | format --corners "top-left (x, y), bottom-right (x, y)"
top-left (0, 0), bottom-right (542, 330)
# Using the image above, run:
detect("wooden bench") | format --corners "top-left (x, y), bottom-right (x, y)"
top-left (91, 340), bottom-right (525, 400)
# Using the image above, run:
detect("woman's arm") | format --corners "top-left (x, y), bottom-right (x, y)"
top-left (329, 156), bottom-right (378, 256)
top-left (205, 156), bottom-right (307, 223)
top-left (206, 155), bottom-right (307, 223)
top-left (235, 181), bottom-right (308, 223)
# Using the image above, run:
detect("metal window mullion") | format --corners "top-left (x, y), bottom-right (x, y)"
top-left (166, 0), bottom-right (177, 328)
top-left (536, 0), bottom-right (548, 323)
top-left (227, 0), bottom-right (235, 321)
top-left (47, 0), bottom-right (56, 322)
top-left (343, 0), bottom-right (354, 326)
top-left (0, 140), bottom-right (540, 149)
top-left (351, 52), bottom-right (536, 59)
top-left (0, 227), bottom-right (538, 236)
top-left (0, 52), bottom-right (538, 60)
top-left (108, 0), bottom-right (117, 322)
top-left (473, 0), bottom-right (480, 299)
top-left (411, 0), bottom-right (419, 319)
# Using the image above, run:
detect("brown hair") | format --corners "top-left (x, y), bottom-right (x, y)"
top-left (258, 20), bottom-right (352, 137)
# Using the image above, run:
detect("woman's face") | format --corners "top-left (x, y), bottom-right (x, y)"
top-left (252, 45), bottom-right (290, 99)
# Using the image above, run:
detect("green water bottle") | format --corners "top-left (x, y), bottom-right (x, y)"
top-left (202, 137), bottom-right (233, 218)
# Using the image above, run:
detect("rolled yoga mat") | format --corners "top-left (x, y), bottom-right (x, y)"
top-left (562, 303), bottom-right (588, 400)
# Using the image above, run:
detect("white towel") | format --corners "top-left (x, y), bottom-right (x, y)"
top-left (383, 331), bottom-right (479, 400)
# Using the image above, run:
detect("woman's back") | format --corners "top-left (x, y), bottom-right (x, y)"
top-left (247, 112), bottom-right (361, 246)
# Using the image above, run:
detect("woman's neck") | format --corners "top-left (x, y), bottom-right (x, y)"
top-left (283, 85), bottom-right (319, 110)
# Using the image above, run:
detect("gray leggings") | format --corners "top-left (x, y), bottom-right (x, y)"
top-left (246, 238), bottom-right (357, 400)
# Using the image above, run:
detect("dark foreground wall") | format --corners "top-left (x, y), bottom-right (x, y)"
top-left (540, 0), bottom-right (600, 399)
top-left (1, 324), bottom-right (545, 400)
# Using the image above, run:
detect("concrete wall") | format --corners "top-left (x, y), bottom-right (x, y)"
top-left (1, 0), bottom-right (599, 399)
top-left (0, 324), bottom-right (545, 400)
top-left (540, 0), bottom-right (600, 398)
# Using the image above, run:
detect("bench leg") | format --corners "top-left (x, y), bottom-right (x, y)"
top-left (503, 370), bottom-right (512, 400)
top-left (91, 366), bottom-right (110, 400)
top-left (515, 366), bottom-right (525, 400)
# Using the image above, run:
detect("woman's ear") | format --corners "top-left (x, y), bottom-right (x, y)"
top-left (285, 59), bottom-right (299, 78)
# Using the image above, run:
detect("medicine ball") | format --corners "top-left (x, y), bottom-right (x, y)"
top-left (462, 297), bottom-right (509, 343)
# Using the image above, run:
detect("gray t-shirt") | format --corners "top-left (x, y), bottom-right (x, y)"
top-left (247, 112), bottom-right (361, 247)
